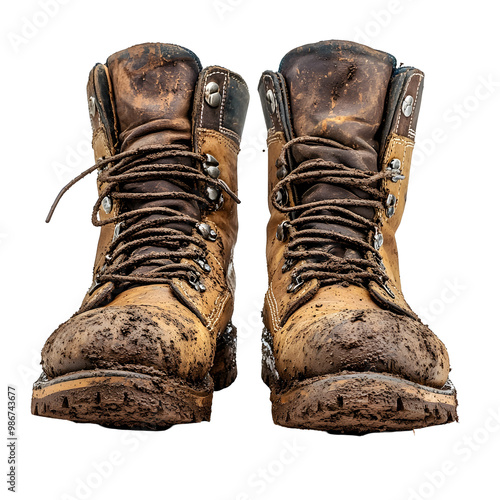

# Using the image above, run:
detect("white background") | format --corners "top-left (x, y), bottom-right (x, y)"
top-left (1, 1), bottom-right (499, 499)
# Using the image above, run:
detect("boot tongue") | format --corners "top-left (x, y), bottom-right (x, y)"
top-left (279, 40), bottom-right (395, 257)
top-left (106, 43), bottom-right (203, 275)
top-left (279, 40), bottom-right (395, 172)
top-left (106, 43), bottom-right (201, 151)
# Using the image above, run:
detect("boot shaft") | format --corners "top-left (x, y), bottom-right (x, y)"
top-left (259, 39), bottom-right (424, 321)
top-left (82, 43), bottom-right (249, 320)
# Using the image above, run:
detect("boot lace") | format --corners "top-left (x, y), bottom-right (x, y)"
top-left (46, 144), bottom-right (239, 292)
top-left (272, 136), bottom-right (396, 294)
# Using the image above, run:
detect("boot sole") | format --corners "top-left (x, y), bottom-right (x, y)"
top-left (31, 369), bottom-right (213, 430)
top-left (31, 323), bottom-right (237, 430)
top-left (269, 372), bottom-right (458, 435)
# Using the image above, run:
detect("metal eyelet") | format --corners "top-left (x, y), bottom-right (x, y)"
top-left (402, 95), bottom-right (414, 117)
top-left (276, 221), bottom-right (290, 242)
top-left (382, 281), bottom-right (395, 298)
top-left (275, 188), bottom-right (288, 206)
top-left (197, 223), bottom-right (217, 241)
top-left (287, 274), bottom-right (304, 293)
top-left (112, 222), bottom-right (124, 242)
top-left (373, 228), bottom-right (383, 251)
top-left (276, 165), bottom-right (288, 180)
top-left (387, 158), bottom-right (405, 182)
top-left (88, 96), bottom-right (96, 118)
top-left (375, 254), bottom-right (386, 272)
top-left (193, 256), bottom-right (211, 273)
top-left (275, 158), bottom-right (289, 180)
top-left (88, 279), bottom-right (101, 295)
top-left (386, 194), bottom-right (396, 218)
top-left (89, 263), bottom-right (107, 295)
top-left (205, 82), bottom-right (221, 107)
top-left (101, 196), bottom-right (112, 214)
top-left (188, 272), bottom-right (206, 292)
top-left (203, 154), bottom-right (220, 179)
top-left (206, 185), bottom-right (221, 202)
top-left (266, 89), bottom-right (276, 113)
top-left (282, 258), bottom-right (295, 273)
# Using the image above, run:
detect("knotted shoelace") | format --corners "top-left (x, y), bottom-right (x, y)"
top-left (46, 144), bottom-right (239, 291)
top-left (272, 136), bottom-right (395, 293)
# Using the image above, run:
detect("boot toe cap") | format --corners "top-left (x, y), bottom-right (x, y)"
top-left (41, 304), bottom-right (213, 382)
top-left (274, 308), bottom-right (450, 388)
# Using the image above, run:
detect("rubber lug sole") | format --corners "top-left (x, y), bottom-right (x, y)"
top-left (31, 369), bottom-right (213, 430)
top-left (270, 372), bottom-right (458, 435)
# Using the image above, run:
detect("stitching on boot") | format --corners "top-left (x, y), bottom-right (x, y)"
top-left (268, 285), bottom-right (281, 332)
top-left (264, 291), bottom-right (278, 333)
top-left (196, 128), bottom-right (240, 155)
top-left (207, 291), bottom-right (230, 331)
top-left (395, 72), bottom-right (423, 133)
top-left (408, 73), bottom-right (423, 133)
top-left (263, 74), bottom-right (282, 129)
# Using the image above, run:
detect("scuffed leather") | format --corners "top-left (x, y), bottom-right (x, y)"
top-left (42, 286), bottom-right (214, 382)
top-left (42, 43), bottom-right (249, 383)
top-left (261, 40), bottom-right (451, 389)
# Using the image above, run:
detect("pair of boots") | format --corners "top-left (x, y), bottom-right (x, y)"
top-left (32, 40), bottom-right (458, 435)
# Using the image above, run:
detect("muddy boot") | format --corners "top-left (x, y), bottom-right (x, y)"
top-left (32, 43), bottom-right (249, 429)
top-left (259, 40), bottom-right (458, 434)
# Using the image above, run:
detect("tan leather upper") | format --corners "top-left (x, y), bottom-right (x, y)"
top-left (42, 44), bottom-right (249, 382)
top-left (260, 41), bottom-right (450, 389)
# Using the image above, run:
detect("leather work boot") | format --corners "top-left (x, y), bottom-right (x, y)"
top-left (259, 40), bottom-right (458, 434)
top-left (32, 43), bottom-right (249, 429)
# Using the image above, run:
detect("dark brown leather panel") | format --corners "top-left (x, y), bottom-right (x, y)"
top-left (379, 67), bottom-right (424, 152)
top-left (193, 66), bottom-right (249, 145)
top-left (87, 63), bottom-right (119, 152)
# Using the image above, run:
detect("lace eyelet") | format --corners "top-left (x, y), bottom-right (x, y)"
top-left (112, 222), bottom-right (124, 242)
top-left (188, 272), bottom-right (206, 292)
top-left (275, 188), bottom-right (288, 206)
top-left (276, 221), bottom-right (290, 242)
top-left (197, 223), bottom-right (217, 241)
top-left (375, 254), bottom-right (386, 271)
top-left (101, 196), bottom-right (112, 214)
top-left (287, 274), bottom-right (304, 293)
top-left (206, 185), bottom-right (221, 202)
top-left (203, 154), bottom-right (220, 179)
top-left (373, 229), bottom-right (383, 251)
top-left (387, 158), bottom-right (405, 182)
top-left (386, 194), bottom-right (396, 218)
top-left (381, 281), bottom-right (395, 298)
top-left (193, 256), bottom-right (211, 273)
top-left (282, 258), bottom-right (295, 273)
top-left (276, 165), bottom-right (288, 180)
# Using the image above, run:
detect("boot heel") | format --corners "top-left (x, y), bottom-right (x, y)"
top-left (210, 323), bottom-right (237, 391)
top-left (31, 369), bottom-right (213, 430)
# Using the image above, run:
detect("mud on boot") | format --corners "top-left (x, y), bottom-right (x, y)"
top-left (259, 40), bottom-right (458, 434)
top-left (32, 43), bottom-right (248, 430)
